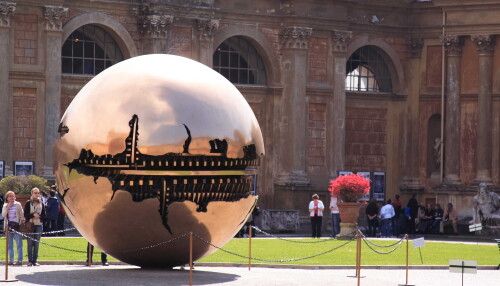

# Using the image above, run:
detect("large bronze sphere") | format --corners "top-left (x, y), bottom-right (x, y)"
top-left (53, 54), bottom-right (264, 267)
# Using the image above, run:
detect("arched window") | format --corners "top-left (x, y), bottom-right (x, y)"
top-left (62, 25), bottom-right (124, 75)
top-left (346, 46), bottom-right (392, 93)
top-left (213, 37), bottom-right (267, 85)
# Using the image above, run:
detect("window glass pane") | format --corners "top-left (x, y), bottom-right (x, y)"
top-left (73, 59), bottom-right (83, 74)
top-left (62, 42), bottom-right (72, 57)
top-left (95, 60), bottom-right (105, 74)
top-left (62, 58), bottom-right (72, 73)
top-left (73, 41), bottom-right (83, 57)
top-left (84, 41), bottom-right (94, 58)
top-left (83, 59), bottom-right (94, 74)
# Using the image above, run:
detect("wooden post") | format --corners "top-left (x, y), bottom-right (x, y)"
top-left (1, 226), bottom-right (18, 282)
top-left (189, 232), bottom-right (193, 286)
top-left (87, 243), bottom-right (92, 267)
top-left (248, 226), bottom-right (252, 271)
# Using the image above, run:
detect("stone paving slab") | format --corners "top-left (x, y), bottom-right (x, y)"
top-left (1, 264), bottom-right (499, 286)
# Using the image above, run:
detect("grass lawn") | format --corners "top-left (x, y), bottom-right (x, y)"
top-left (0, 237), bottom-right (497, 266)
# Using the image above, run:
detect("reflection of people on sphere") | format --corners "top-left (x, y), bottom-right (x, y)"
top-left (2, 191), bottom-right (24, 265)
top-left (24, 187), bottom-right (45, 266)
top-left (308, 194), bottom-right (324, 238)
top-left (329, 194), bottom-right (341, 238)
top-left (86, 242), bottom-right (109, 266)
top-left (471, 183), bottom-right (500, 226)
top-left (439, 203), bottom-right (458, 234)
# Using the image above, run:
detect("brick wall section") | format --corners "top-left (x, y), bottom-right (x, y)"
top-left (307, 103), bottom-right (326, 172)
top-left (13, 14), bottom-right (38, 65)
top-left (169, 26), bottom-right (192, 58)
top-left (308, 36), bottom-right (328, 84)
top-left (12, 88), bottom-right (37, 160)
top-left (345, 107), bottom-right (386, 172)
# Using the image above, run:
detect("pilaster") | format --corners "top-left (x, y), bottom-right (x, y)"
top-left (140, 14), bottom-right (173, 54)
top-left (42, 5), bottom-right (67, 178)
top-left (275, 26), bottom-right (312, 186)
top-left (472, 34), bottom-right (496, 184)
top-left (0, 1), bottom-right (15, 173)
top-left (196, 17), bottom-right (218, 66)
top-left (441, 35), bottom-right (464, 185)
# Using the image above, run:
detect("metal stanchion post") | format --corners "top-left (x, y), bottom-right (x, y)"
top-left (1, 227), bottom-right (18, 282)
top-left (398, 234), bottom-right (415, 286)
top-left (189, 232), bottom-right (193, 286)
top-left (248, 226), bottom-right (252, 271)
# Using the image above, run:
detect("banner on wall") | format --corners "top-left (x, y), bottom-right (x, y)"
top-left (336, 171), bottom-right (386, 202)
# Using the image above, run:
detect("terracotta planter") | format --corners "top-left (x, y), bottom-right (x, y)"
top-left (15, 194), bottom-right (31, 208)
top-left (338, 202), bottom-right (363, 223)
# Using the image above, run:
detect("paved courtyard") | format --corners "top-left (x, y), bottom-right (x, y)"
top-left (1, 264), bottom-right (498, 286)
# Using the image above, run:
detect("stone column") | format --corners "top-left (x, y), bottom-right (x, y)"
top-left (328, 30), bottom-right (351, 179)
top-left (42, 6), bottom-right (67, 177)
top-left (141, 14), bottom-right (173, 54)
top-left (0, 2), bottom-right (15, 170)
top-left (197, 18), bottom-right (219, 67)
top-left (400, 38), bottom-right (424, 191)
top-left (472, 35), bottom-right (496, 184)
top-left (275, 26), bottom-right (312, 186)
top-left (441, 35), bottom-right (464, 185)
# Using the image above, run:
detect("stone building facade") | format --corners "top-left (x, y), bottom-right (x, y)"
top-left (1, 0), bottom-right (499, 221)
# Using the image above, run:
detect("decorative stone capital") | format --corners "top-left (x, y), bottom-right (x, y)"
top-left (471, 35), bottom-right (496, 56)
top-left (406, 38), bottom-right (424, 58)
top-left (331, 30), bottom-right (352, 53)
top-left (440, 35), bottom-right (464, 57)
top-left (196, 18), bottom-right (219, 41)
top-left (141, 14), bottom-right (173, 39)
top-left (279, 26), bottom-right (312, 50)
top-left (44, 6), bottom-right (68, 31)
top-left (0, 2), bottom-right (15, 27)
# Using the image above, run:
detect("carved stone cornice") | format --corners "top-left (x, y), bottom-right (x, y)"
top-left (331, 30), bottom-right (352, 53)
top-left (279, 26), bottom-right (312, 50)
top-left (471, 35), bottom-right (496, 56)
top-left (440, 35), bottom-right (464, 57)
top-left (406, 38), bottom-right (423, 58)
top-left (141, 14), bottom-right (173, 39)
top-left (44, 6), bottom-right (68, 31)
top-left (0, 2), bottom-right (15, 28)
top-left (196, 18), bottom-right (219, 41)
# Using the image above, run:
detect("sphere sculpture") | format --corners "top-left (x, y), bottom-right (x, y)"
top-left (53, 54), bottom-right (264, 267)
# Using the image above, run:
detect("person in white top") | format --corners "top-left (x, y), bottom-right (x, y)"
top-left (308, 194), bottom-right (324, 238)
top-left (379, 199), bottom-right (395, 238)
top-left (330, 195), bottom-right (341, 238)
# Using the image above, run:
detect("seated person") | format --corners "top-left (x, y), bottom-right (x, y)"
top-left (440, 203), bottom-right (458, 234)
top-left (430, 204), bottom-right (444, 234)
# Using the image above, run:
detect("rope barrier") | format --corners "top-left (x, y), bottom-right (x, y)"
top-left (192, 232), bottom-right (355, 263)
top-left (357, 229), bottom-right (405, 248)
top-left (251, 226), bottom-right (357, 244)
top-left (15, 227), bottom-right (77, 236)
top-left (11, 230), bottom-right (88, 254)
top-left (361, 235), bottom-right (404, 255)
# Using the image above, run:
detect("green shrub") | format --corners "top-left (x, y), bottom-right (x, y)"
top-left (0, 175), bottom-right (49, 196)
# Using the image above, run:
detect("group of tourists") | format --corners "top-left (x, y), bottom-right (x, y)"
top-left (1, 186), bottom-right (62, 266)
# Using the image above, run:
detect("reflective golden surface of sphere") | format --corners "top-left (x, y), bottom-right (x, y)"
top-left (54, 54), bottom-right (264, 267)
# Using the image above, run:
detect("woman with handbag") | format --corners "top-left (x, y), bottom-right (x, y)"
top-left (24, 187), bottom-right (45, 266)
top-left (2, 191), bottom-right (24, 265)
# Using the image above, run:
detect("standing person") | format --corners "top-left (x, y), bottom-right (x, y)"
top-left (440, 203), bottom-right (458, 234)
top-left (45, 189), bottom-right (60, 236)
top-left (57, 202), bottom-right (66, 236)
top-left (379, 199), bottom-right (395, 238)
top-left (365, 198), bottom-right (379, 237)
top-left (329, 194), bottom-right (341, 238)
top-left (86, 242), bottom-right (109, 266)
top-left (24, 187), bottom-right (46, 266)
top-left (2, 191), bottom-right (24, 265)
top-left (308, 194), bottom-right (324, 238)
top-left (392, 194), bottom-right (402, 237)
top-left (407, 194), bottom-right (419, 234)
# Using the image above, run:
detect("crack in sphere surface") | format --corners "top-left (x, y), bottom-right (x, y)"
top-left (53, 54), bottom-right (264, 267)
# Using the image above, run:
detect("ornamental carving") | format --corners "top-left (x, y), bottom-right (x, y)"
top-left (279, 26), bottom-right (312, 50)
top-left (471, 35), bottom-right (496, 56)
top-left (0, 2), bottom-right (15, 27)
top-left (44, 6), bottom-right (68, 31)
top-left (141, 14), bottom-right (173, 39)
top-left (406, 38), bottom-right (423, 58)
top-left (196, 18), bottom-right (219, 41)
top-left (440, 35), bottom-right (464, 57)
top-left (331, 30), bottom-right (352, 53)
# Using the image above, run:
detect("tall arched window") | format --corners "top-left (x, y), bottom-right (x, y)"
top-left (213, 36), bottom-right (267, 85)
top-left (62, 25), bottom-right (124, 75)
top-left (346, 46), bottom-right (392, 93)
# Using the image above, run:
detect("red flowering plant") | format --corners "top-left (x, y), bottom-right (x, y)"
top-left (328, 174), bottom-right (370, 202)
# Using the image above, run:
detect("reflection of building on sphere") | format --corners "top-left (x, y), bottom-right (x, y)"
top-left (54, 54), bottom-right (264, 267)
top-left (471, 183), bottom-right (500, 227)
